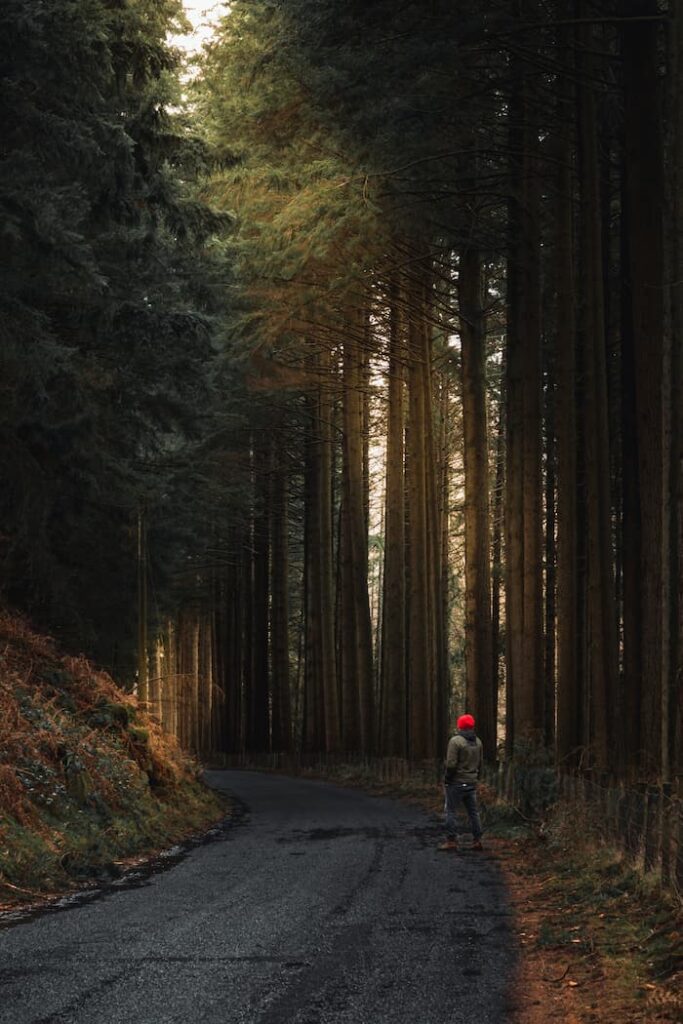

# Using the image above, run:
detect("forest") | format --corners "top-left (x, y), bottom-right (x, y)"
top-left (2, 0), bottom-right (681, 795)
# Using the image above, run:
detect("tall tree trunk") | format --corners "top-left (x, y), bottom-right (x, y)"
top-left (303, 397), bottom-right (325, 751)
top-left (164, 619), bottom-right (177, 739)
top-left (380, 277), bottom-right (407, 756)
top-left (544, 322), bottom-right (557, 750)
top-left (341, 315), bottom-right (374, 753)
top-left (150, 635), bottom-right (162, 723)
top-left (191, 614), bottom-right (200, 754)
top-left (224, 527), bottom-right (244, 754)
top-left (339, 492), bottom-right (359, 749)
top-left (491, 363), bottom-right (505, 739)
top-left (212, 578), bottom-right (226, 755)
top-left (177, 611), bottom-right (190, 751)
top-left (670, 0), bottom-right (683, 794)
top-left (459, 247), bottom-right (495, 758)
top-left (176, 611), bottom-right (186, 748)
top-left (406, 264), bottom-right (433, 759)
top-left (137, 507), bottom-right (149, 708)
top-left (622, 0), bottom-right (666, 780)
top-left (270, 436), bottom-right (292, 752)
top-left (620, 172), bottom-right (642, 777)
top-left (200, 615), bottom-right (213, 756)
top-left (423, 289), bottom-right (446, 752)
top-left (240, 520), bottom-right (253, 755)
top-left (361, 324), bottom-right (371, 537)
top-left (439, 369), bottom-right (451, 746)
top-left (554, 40), bottom-right (581, 767)
top-left (249, 454), bottom-right (270, 752)
top-left (520, 88), bottom-right (545, 743)
top-left (578, 11), bottom-right (619, 772)
top-left (319, 348), bottom-right (340, 751)
top-left (504, 236), bottom-right (523, 758)
top-left (506, 35), bottom-right (544, 750)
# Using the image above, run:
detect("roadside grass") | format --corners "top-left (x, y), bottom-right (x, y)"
top-left (1, 780), bottom-right (224, 898)
top-left (519, 834), bottom-right (682, 1023)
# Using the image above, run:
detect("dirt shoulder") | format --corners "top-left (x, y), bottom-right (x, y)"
top-left (287, 763), bottom-right (682, 1024)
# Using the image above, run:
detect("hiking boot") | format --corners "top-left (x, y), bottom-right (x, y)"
top-left (471, 839), bottom-right (483, 851)
top-left (437, 839), bottom-right (459, 852)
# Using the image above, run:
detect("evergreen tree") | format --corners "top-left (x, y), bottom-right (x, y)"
top-left (1, 0), bottom-right (228, 676)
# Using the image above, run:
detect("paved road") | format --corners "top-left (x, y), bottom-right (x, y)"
top-left (0, 771), bottom-right (516, 1024)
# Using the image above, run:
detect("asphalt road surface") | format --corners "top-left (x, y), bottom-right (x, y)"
top-left (0, 771), bottom-right (516, 1024)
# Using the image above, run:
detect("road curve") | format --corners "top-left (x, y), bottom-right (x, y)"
top-left (0, 771), bottom-right (516, 1024)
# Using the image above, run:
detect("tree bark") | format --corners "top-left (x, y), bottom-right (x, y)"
top-left (191, 614), bottom-right (200, 754)
top-left (459, 247), bottom-right (495, 759)
top-left (519, 88), bottom-right (545, 744)
top-left (491, 362), bottom-right (505, 739)
top-left (380, 276), bottom-right (407, 756)
top-left (423, 289), bottom-right (447, 752)
top-left (544, 335), bottom-right (557, 750)
top-left (212, 578), bottom-right (226, 755)
top-left (622, 0), bottom-right (667, 780)
top-left (303, 395), bottom-right (325, 751)
top-left (620, 170), bottom-right (642, 777)
top-left (240, 517), bottom-right (253, 755)
top-left (578, 11), bottom-right (619, 771)
top-left (504, 242), bottom-right (523, 758)
top-left (670, 0), bottom-right (683, 794)
top-left (341, 313), bottom-right (374, 753)
top-left (318, 348), bottom-right (340, 752)
top-left (554, 39), bottom-right (581, 767)
top-left (137, 507), bottom-right (149, 708)
top-left (224, 526), bottom-right (244, 754)
top-left (164, 619), bottom-right (177, 740)
top-left (270, 435), bottom-right (292, 752)
top-left (199, 615), bottom-right (213, 756)
top-left (248, 449), bottom-right (270, 753)
top-left (149, 636), bottom-right (162, 724)
top-left (406, 264), bottom-right (433, 759)
top-left (505, 36), bottom-right (544, 750)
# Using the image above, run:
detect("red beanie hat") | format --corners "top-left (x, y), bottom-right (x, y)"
top-left (457, 714), bottom-right (475, 730)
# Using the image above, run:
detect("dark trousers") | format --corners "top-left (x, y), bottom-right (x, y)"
top-left (444, 782), bottom-right (483, 840)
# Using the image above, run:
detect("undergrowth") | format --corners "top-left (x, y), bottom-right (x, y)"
top-left (0, 610), bottom-right (226, 905)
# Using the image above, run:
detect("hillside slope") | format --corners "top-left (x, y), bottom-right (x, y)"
top-left (0, 611), bottom-right (226, 907)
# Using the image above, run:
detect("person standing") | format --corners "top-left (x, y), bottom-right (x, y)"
top-left (438, 713), bottom-right (484, 851)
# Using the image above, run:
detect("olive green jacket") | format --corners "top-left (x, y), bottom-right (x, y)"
top-left (444, 729), bottom-right (483, 785)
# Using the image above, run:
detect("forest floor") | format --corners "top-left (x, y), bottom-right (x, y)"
top-left (0, 611), bottom-right (228, 912)
top-left (290, 762), bottom-right (682, 1024)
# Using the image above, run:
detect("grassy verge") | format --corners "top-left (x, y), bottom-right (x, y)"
top-left (1, 779), bottom-right (227, 905)
top-left (0, 610), bottom-right (227, 908)
top-left (502, 828), bottom-right (682, 1024)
